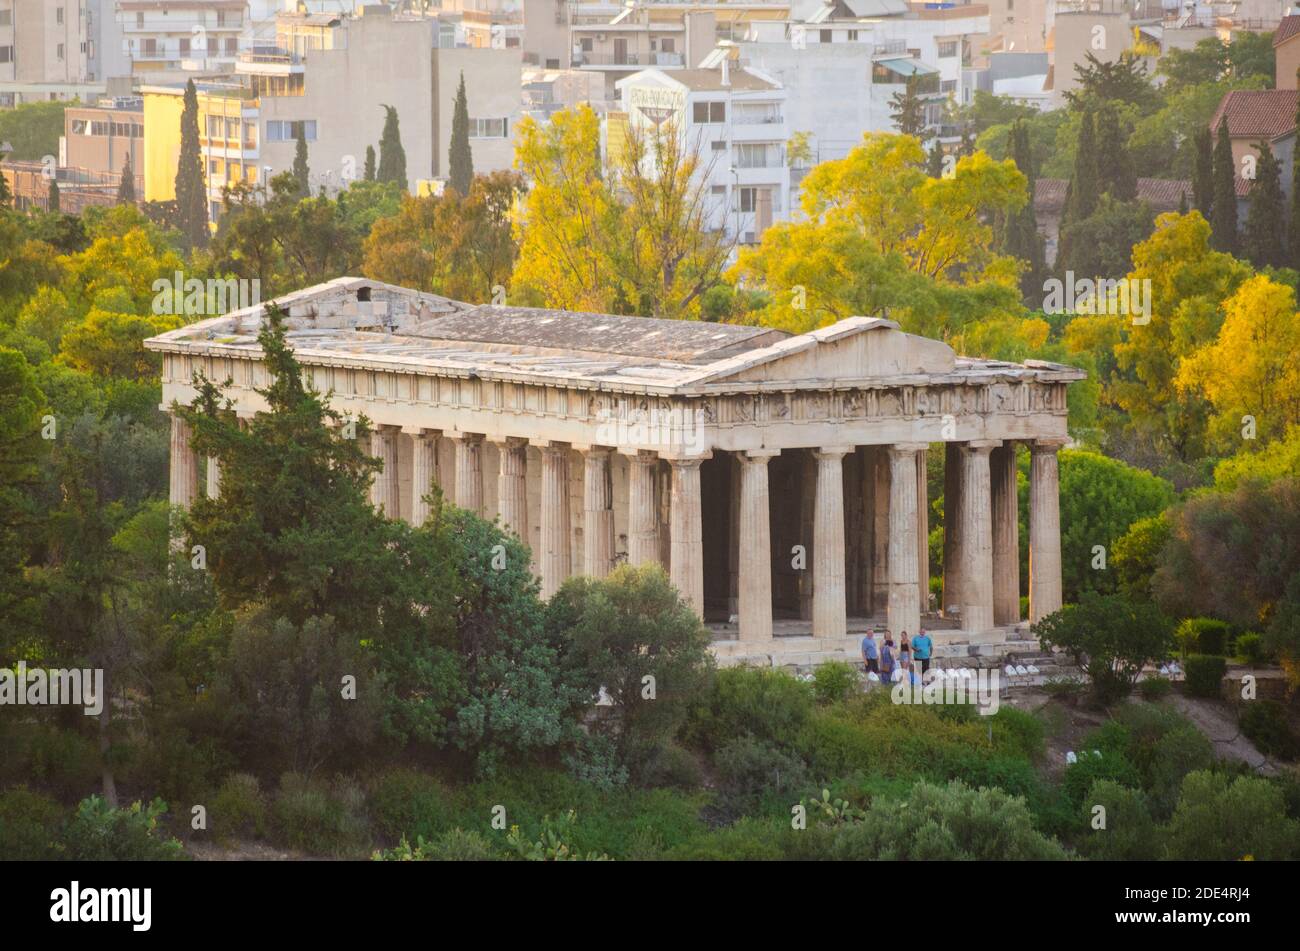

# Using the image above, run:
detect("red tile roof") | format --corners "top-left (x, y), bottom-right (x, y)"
top-left (1209, 89), bottom-right (1300, 141)
top-left (1033, 178), bottom-right (1191, 213)
top-left (1274, 15), bottom-right (1300, 47)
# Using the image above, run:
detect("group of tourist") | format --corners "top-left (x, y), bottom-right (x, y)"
top-left (860, 628), bottom-right (933, 685)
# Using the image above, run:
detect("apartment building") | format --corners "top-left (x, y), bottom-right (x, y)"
top-left (982, 0), bottom-right (1052, 54)
top-left (568, 1), bottom-right (790, 97)
top-left (140, 4), bottom-right (521, 220)
top-left (0, 0), bottom-right (92, 100)
top-left (64, 94), bottom-right (145, 191)
top-left (1050, 0), bottom-right (1133, 106)
top-left (616, 57), bottom-right (789, 245)
top-left (117, 0), bottom-right (249, 77)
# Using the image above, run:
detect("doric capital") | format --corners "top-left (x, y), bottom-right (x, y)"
top-left (663, 452), bottom-right (711, 468)
top-left (743, 448), bottom-right (781, 461)
top-left (404, 426), bottom-right (441, 438)
top-left (443, 430), bottom-right (484, 443)
top-left (813, 445), bottom-right (853, 460)
top-left (1030, 437), bottom-right (1070, 454)
top-left (486, 434), bottom-right (529, 448)
top-left (963, 439), bottom-right (1000, 454)
top-left (889, 442), bottom-right (929, 457)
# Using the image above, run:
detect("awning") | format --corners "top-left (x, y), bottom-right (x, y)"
top-left (876, 58), bottom-right (940, 77)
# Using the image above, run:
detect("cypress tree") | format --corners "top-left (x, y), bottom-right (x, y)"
top-left (377, 104), bottom-right (408, 192)
top-left (47, 178), bottom-right (60, 212)
top-left (117, 152), bottom-right (136, 204)
top-left (0, 163), bottom-right (11, 209)
top-left (1178, 190), bottom-right (1188, 215)
top-left (364, 145), bottom-right (376, 182)
top-left (1192, 126), bottom-right (1213, 218)
top-left (293, 124), bottom-right (310, 198)
top-left (448, 72), bottom-right (473, 197)
top-left (1242, 141), bottom-right (1286, 269)
top-left (1096, 105), bottom-right (1136, 201)
top-left (1210, 115), bottom-right (1238, 254)
top-left (926, 139), bottom-right (945, 178)
top-left (888, 75), bottom-right (928, 140)
top-left (1004, 121), bottom-right (1045, 299)
top-left (175, 79), bottom-right (210, 251)
top-left (1064, 110), bottom-right (1099, 224)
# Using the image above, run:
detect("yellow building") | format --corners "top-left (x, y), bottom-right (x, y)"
top-left (142, 81), bottom-right (261, 222)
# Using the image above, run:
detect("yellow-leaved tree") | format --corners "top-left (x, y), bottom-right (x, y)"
top-left (729, 132), bottom-right (1028, 337)
top-left (1176, 274), bottom-right (1300, 449)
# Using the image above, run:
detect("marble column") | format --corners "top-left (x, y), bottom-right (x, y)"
top-left (625, 451), bottom-right (660, 567)
top-left (668, 455), bottom-right (708, 618)
top-left (206, 456), bottom-right (221, 500)
top-left (915, 446), bottom-right (929, 615)
top-left (738, 450), bottom-right (777, 642)
top-left (494, 436), bottom-right (529, 539)
top-left (959, 441), bottom-right (997, 632)
top-left (1029, 439), bottom-right (1067, 623)
top-left (540, 443), bottom-right (572, 599)
top-left (368, 425), bottom-right (401, 518)
top-left (812, 447), bottom-right (850, 639)
top-left (870, 447), bottom-right (891, 614)
top-left (887, 444), bottom-right (926, 639)
top-left (582, 446), bottom-right (615, 579)
top-left (943, 441), bottom-right (964, 619)
top-left (449, 432), bottom-right (484, 515)
top-left (409, 429), bottom-right (440, 526)
top-left (169, 414), bottom-right (199, 509)
top-left (991, 442), bottom-right (1021, 625)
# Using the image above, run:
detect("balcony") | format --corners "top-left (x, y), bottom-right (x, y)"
top-left (236, 49), bottom-right (303, 77)
top-left (572, 51), bottom-right (684, 68)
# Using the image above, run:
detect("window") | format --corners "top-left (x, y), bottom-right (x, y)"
top-left (661, 38), bottom-right (674, 53)
top-left (580, 37), bottom-right (593, 52)
top-left (90, 120), bottom-right (108, 135)
top-left (266, 120), bottom-right (318, 142)
top-left (0, 47), bottom-right (12, 64)
top-left (692, 101), bottom-right (725, 123)
top-left (820, 29), bottom-right (831, 43)
top-left (937, 40), bottom-right (958, 58)
top-left (848, 30), bottom-right (858, 41)
top-left (70, 119), bottom-right (87, 135)
top-left (57, 43), bottom-right (65, 61)
top-left (206, 116), bottom-right (223, 138)
top-left (225, 37), bottom-right (238, 54)
top-left (738, 187), bottom-right (757, 213)
top-left (710, 184), bottom-right (726, 195)
top-left (940, 79), bottom-right (957, 94)
top-left (469, 117), bottom-right (509, 138)
top-left (734, 143), bottom-right (779, 169)
top-left (56, 7), bottom-right (64, 25)
top-left (0, 11), bottom-right (11, 27)
top-left (711, 140), bottom-right (726, 151)
top-left (179, 37), bottom-right (190, 56)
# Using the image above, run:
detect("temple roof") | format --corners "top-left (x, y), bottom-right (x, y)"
top-left (145, 277), bottom-right (1085, 395)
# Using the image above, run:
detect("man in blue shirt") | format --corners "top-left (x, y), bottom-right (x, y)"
top-left (861, 630), bottom-right (879, 677)
top-left (912, 629), bottom-right (933, 676)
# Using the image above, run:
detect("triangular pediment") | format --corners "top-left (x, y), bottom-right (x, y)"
top-left (684, 317), bottom-right (957, 386)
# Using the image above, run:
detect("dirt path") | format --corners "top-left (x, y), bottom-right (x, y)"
top-left (1166, 694), bottom-right (1278, 776)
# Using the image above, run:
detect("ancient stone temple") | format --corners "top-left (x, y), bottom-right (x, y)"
top-left (147, 277), bottom-right (1085, 668)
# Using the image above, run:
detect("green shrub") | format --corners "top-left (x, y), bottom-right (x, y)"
top-left (989, 707), bottom-right (1046, 760)
top-left (210, 773), bottom-right (268, 842)
top-left (1077, 780), bottom-right (1159, 860)
top-left (1177, 617), bottom-right (1232, 656)
top-left (812, 661), bottom-right (860, 705)
top-left (1234, 632), bottom-right (1267, 664)
top-left (374, 828), bottom-right (499, 861)
top-left (1239, 701), bottom-right (1299, 760)
top-left (1061, 751), bottom-right (1142, 810)
top-left (713, 735), bottom-right (811, 816)
top-left (0, 786), bottom-right (66, 859)
top-left (63, 796), bottom-right (185, 861)
top-left (831, 780), bottom-right (1068, 860)
top-left (1138, 677), bottom-right (1172, 700)
top-left (367, 769), bottom-right (455, 844)
top-left (684, 666), bottom-right (814, 752)
top-left (1165, 771), bottom-right (1300, 860)
top-left (637, 742), bottom-right (704, 790)
top-left (664, 817), bottom-right (791, 860)
top-left (1146, 726), bottom-right (1215, 817)
top-left (935, 749), bottom-right (1046, 806)
top-left (0, 723), bottom-right (100, 800)
top-left (270, 773), bottom-right (370, 858)
top-left (1184, 654), bottom-right (1227, 698)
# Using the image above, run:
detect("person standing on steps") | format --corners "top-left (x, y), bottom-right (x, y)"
top-left (913, 628), bottom-right (933, 676)
top-left (861, 629), bottom-right (880, 678)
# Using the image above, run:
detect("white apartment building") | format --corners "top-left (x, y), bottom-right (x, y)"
top-left (117, 0), bottom-right (250, 76)
top-left (617, 58), bottom-right (789, 246)
top-left (738, 0), bottom-right (988, 164)
top-left (0, 0), bottom-right (92, 97)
